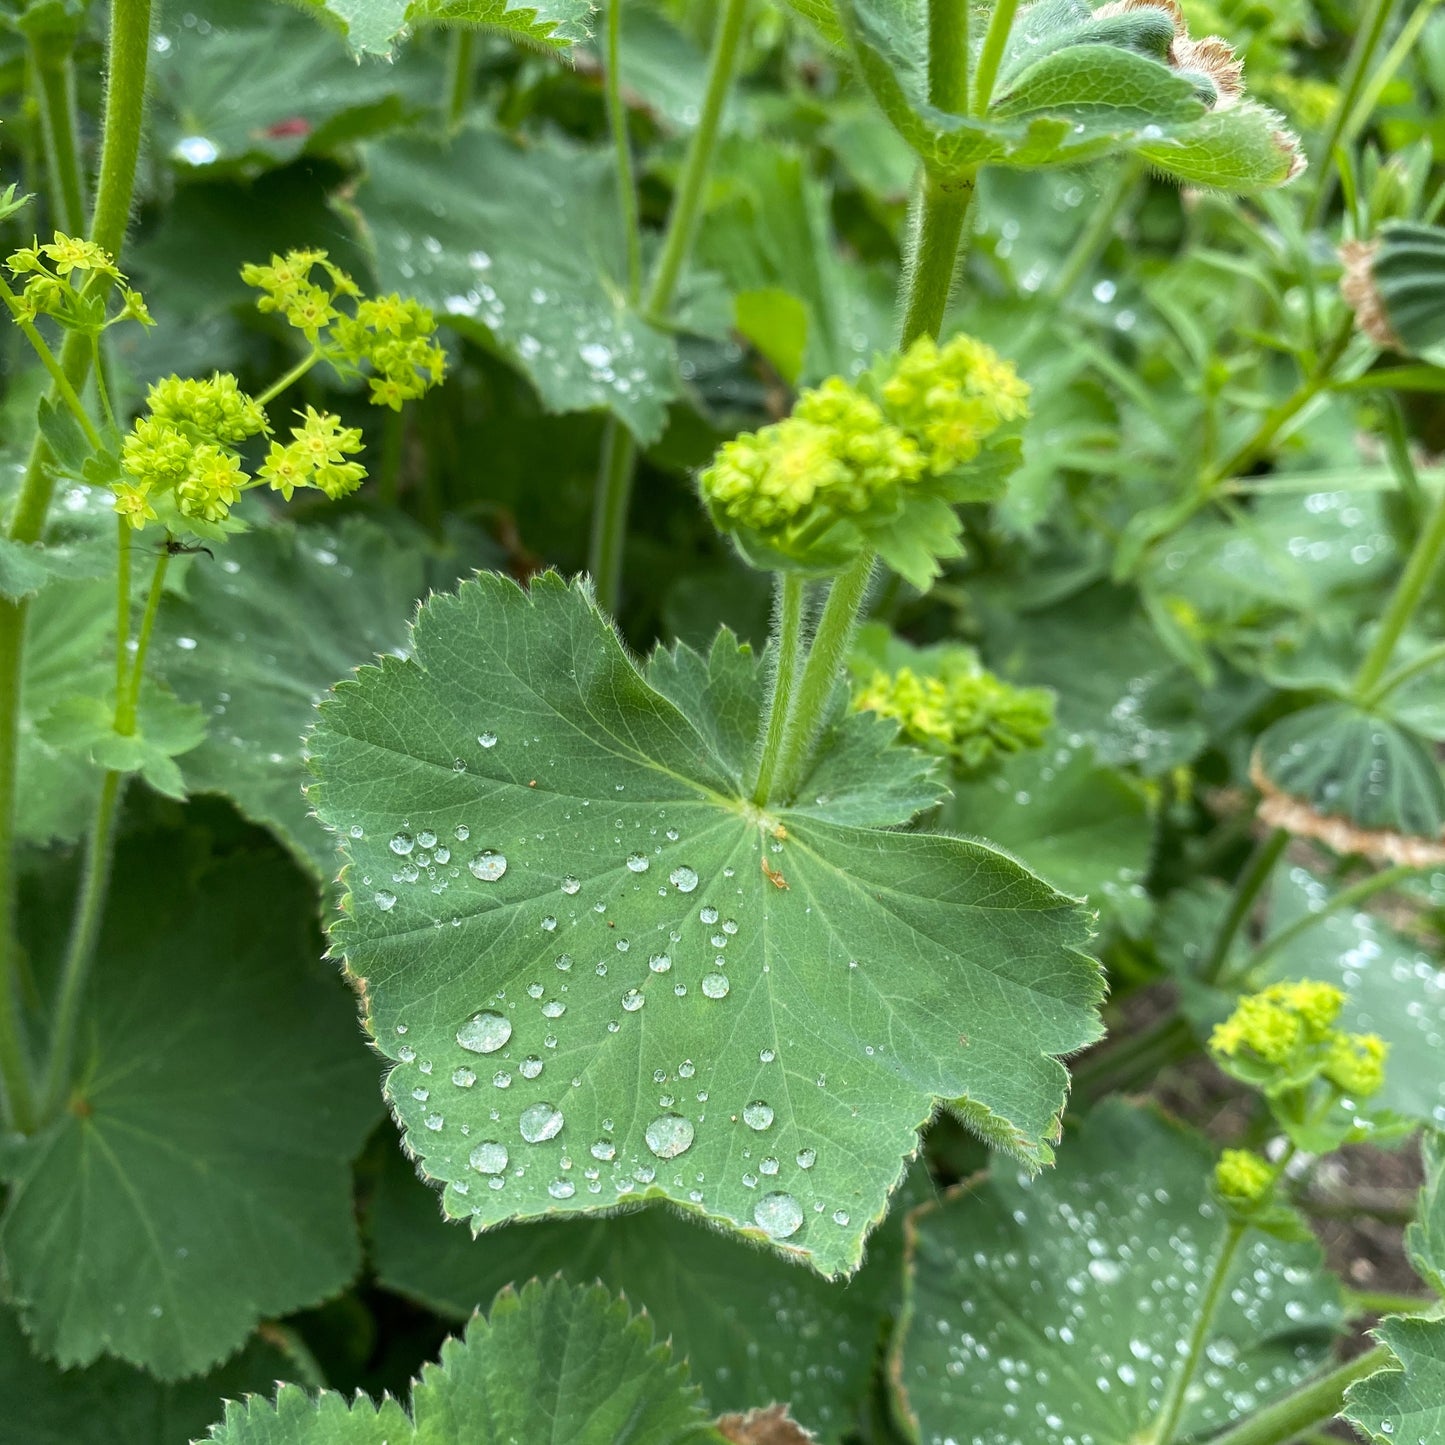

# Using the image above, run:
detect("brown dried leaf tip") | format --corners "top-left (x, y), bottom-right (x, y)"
top-left (1340, 238), bottom-right (1402, 350)
top-left (717, 1404), bottom-right (817, 1444)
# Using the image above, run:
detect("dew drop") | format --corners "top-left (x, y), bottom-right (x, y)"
top-left (452, 1067), bottom-right (476, 1088)
top-left (478, 731), bottom-right (498, 748)
top-left (700, 905), bottom-right (719, 924)
top-left (468, 850), bottom-right (507, 882)
top-left (454, 824), bottom-right (471, 842)
top-left (561, 875), bottom-right (581, 895)
top-left (423, 1112), bottom-right (444, 1131)
top-left (389, 832), bottom-right (415, 856)
top-left (548, 1178), bottom-right (576, 1199)
top-left (374, 890), bottom-right (397, 911)
top-left (469, 1140), bottom-right (508, 1174)
top-left (648, 952), bottom-right (672, 973)
top-left (541, 1000), bottom-right (566, 1019)
top-left (743, 1101), bottom-right (775, 1131)
top-left (456, 1011), bottom-right (512, 1054)
top-left (590, 1138), bottom-right (616, 1162)
top-left (701, 973), bottom-right (730, 999)
top-left (519, 1055), bottom-right (544, 1079)
top-left (754, 1191), bottom-right (803, 1239)
top-left (519, 1102), bottom-right (565, 1142)
top-left (626, 852), bottom-right (650, 873)
top-left (621, 988), bottom-right (646, 1012)
top-left (796, 1147), bottom-right (816, 1169)
top-left (669, 865), bottom-right (699, 893)
top-left (645, 1113), bottom-right (695, 1159)
top-left (832, 1208), bottom-right (850, 1226)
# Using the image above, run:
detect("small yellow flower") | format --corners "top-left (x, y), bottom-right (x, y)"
top-left (112, 480), bottom-right (158, 530)
top-left (1214, 1148), bottom-right (1274, 1206)
top-left (259, 440), bottom-right (311, 501)
top-left (42, 233), bottom-right (119, 277)
top-left (1323, 1032), bottom-right (1388, 1099)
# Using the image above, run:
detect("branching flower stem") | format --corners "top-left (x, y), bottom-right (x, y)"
top-left (588, 0), bottom-right (750, 612)
top-left (0, 0), bottom-right (154, 1134)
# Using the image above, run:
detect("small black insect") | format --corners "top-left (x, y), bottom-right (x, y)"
top-left (157, 538), bottom-right (214, 560)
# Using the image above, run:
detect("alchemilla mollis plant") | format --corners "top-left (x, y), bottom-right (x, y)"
top-left (1, 0), bottom-right (1444, 1441)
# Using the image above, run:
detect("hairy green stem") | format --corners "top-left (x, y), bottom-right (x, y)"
top-left (30, 40), bottom-right (87, 235)
top-left (1202, 828), bottom-right (1290, 985)
top-left (588, 0), bottom-right (750, 612)
top-left (970, 0), bottom-right (1020, 114)
top-left (115, 518), bottom-right (131, 699)
top-left (1069, 1013), bottom-right (1195, 1105)
top-left (642, 0), bottom-right (748, 321)
top-left (927, 0), bottom-right (970, 113)
top-left (1352, 479), bottom-right (1445, 698)
top-left (42, 548), bottom-right (168, 1116)
top-left (1203, 1346), bottom-right (1391, 1445)
top-left (1305, 0), bottom-right (1397, 228)
top-left (1148, 1221), bottom-right (1247, 1444)
top-left (255, 349), bottom-right (320, 408)
top-left (605, 0), bottom-right (642, 300)
top-left (376, 407), bottom-right (405, 508)
top-left (751, 575), bottom-right (806, 806)
top-left (1226, 864), bottom-right (1416, 986)
top-left (898, 170), bottom-right (977, 348)
top-left (0, 0), bottom-right (154, 1136)
top-left (0, 277), bottom-right (105, 450)
top-left (773, 551), bottom-right (875, 801)
top-left (444, 28), bottom-right (475, 132)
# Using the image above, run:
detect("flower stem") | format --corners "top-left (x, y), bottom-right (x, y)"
top-left (927, 0), bottom-right (970, 113)
top-left (1305, 0), bottom-right (1398, 229)
top-left (751, 575), bottom-right (806, 806)
top-left (642, 0), bottom-right (748, 323)
top-left (0, 0), bottom-right (154, 1137)
top-left (588, 0), bottom-right (750, 613)
top-left (1147, 1220), bottom-right (1247, 1445)
top-left (1202, 1346), bottom-right (1392, 1445)
top-left (1226, 863), bottom-right (1417, 987)
top-left (898, 170), bottom-right (977, 349)
top-left (254, 349), bottom-right (320, 408)
top-left (42, 548), bottom-right (168, 1116)
top-left (969, 0), bottom-right (1020, 115)
top-left (0, 276), bottom-right (105, 449)
top-left (605, 0), bottom-right (642, 301)
top-left (773, 551), bottom-right (875, 802)
top-left (1352, 479), bottom-right (1445, 698)
top-left (444, 27), bottom-right (475, 132)
top-left (29, 37), bottom-right (87, 236)
top-left (1201, 828), bottom-right (1290, 985)
top-left (115, 517), bottom-right (131, 699)
top-left (1363, 639), bottom-right (1445, 708)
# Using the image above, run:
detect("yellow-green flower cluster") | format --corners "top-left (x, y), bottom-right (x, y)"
top-left (1209, 979), bottom-right (1388, 1100)
top-left (1213, 1148), bottom-right (1274, 1207)
top-left (5, 232), bottom-right (151, 332)
top-left (879, 335), bottom-right (1030, 474)
top-left (115, 373), bottom-right (367, 530)
top-left (853, 653), bottom-right (1054, 771)
top-left (698, 335), bottom-right (1029, 578)
top-left (260, 407), bottom-right (366, 501)
top-left (241, 250), bottom-right (446, 410)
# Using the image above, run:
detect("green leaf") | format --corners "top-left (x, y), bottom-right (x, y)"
top-left (1253, 866), bottom-right (1445, 1129)
top-left (1253, 701), bottom-right (1445, 850)
top-left (370, 1138), bottom-right (929, 1439)
top-left (1, 837), bottom-right (380, 1378)
top-left (348, 126), bottom-right (677, 443)
top-left (0, 534), bottom-right (110, 602)
top-left (307, 572), bottom-right (1101, 1277)
top-left (1134, 102), bottom-right (1305, 191)
top-left (156, 518), bottom-right (497, 882)
top-left (36, 685), bottom-right (206, 800)
top-left (943, 739), bottom-right (1154, 933)
top-left (151, 0), bottom-right (436, 172)
top-left (1406, 1132), bottom-right (1445, 1294)
top-left (35, 396), bottom-right (93, 473)
top-left (0, 1304), bottom-right (298, 1445)
top-left (1343, 1317), bottom-right (1445, 1445)
top-left (288, 0), bottom-right (593, 57)
top-left (734, 288), bottom-right (810, 387)
top-left (201, 1279), bottom-right (719, 1444)
top-left (890, 1100), bottom-right (1343, 1444)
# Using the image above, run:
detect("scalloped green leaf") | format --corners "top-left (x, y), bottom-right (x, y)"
top-left (370, 1139), bottom-right (930, 1440)
top-left (0, 836), bottom-right (380, 1378)
top-left (201, 1279), bottom-right (720, 1444)
top-left (289, 0), bottom-right (592, 58)
top-left (890, 1101), bottom-right (1343, 1445)
top-left (0, 1304), bottom-right (297, 1445)
top-left (1406, 1132), bottom-right (1445, 1295)
top-left (943, 739), bottom-right (1153, 933)
top-left (1343, 1317), bottom-right (1445, 1445)
top-left (347, 127), bottom-right (677, 444)
top-left (156, 518), bottom-right (498, 883)
top-left (1253, 701), bottom-right (1445, 843)
top-left (307, 571), bottom-right (1101, 1278)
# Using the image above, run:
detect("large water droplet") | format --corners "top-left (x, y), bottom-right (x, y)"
top-left (590, 1137), bottom-right (616, 1162)
top-left (743, 1101), bottom-right (775, 1131)
top-left (621, 988), bottom-right (645, 1012)
top-left (626, 852), bottom-right (650, 873)
top-left (796, 1147), bottom-right (816, 1169)
top-left (519, 1055), bottom-right (543, 1079)
top-left (478, 731), bottom-right (498, 748)
top-left (389, 831), bottom-right (415, 856)
top-left (548, 1178), bottom-right (576, 1199)
top-left (669, 865), bottom-right (699, 893)
top-left (468, 850), bottom-right (507, 882)
top-left (754, 1191), bottom-right (803, 1239)
top-left (648, 952), bottom-right (672, 973)
top-left (469, 1140), bottom-right (508, 1174)
top-left (701, 973), bottom-right (730, 999)
top-left (452, 1067), bottom-right (476, 1088)
top-left (645, 1113), bottom-right (695, 1159)
top-left (519, 1101), bottom-right (564, 1142)
top-left (561, 875), bottom-right (581, 895)
top-left (457, 1011), bottom-right (512, 1053)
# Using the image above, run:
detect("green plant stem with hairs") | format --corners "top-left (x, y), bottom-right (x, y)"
top-left (587, 0), bottom-right (750, 612)
top-left (0, 0), bottom-right (155, 1136)
top-left (970, 0), bottom-right (1020, 115)
top-left (29, 36), bottom-right (87, 236)
top-left (444, 27), bottom-right (475, 132)
top-left (750, 576), bottom-right (806, 806)
top-left (927, 0), bottom-right (970, 113)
